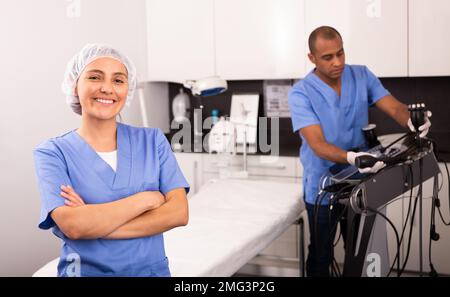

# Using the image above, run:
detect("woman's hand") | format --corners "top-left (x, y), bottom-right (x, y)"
top-left (139, 191), bottom-right (166, 210)
top-left (60, 185), bottom-right (85, 207)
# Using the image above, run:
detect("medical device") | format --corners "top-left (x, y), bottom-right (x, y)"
top-left (206, 93), bottom-right (260, 179)
top-left (183, 76), bottom-right (228, 97)
top-left (137, 76), bottom-right (227, 129)
top-left (316, 104), bottom-right (449, 277)
top-left (208, 117), bottom-right (249, 179)
top-left (172, 88), bottom-right (190, 124)
top-left (230, 93), bottom-right (259, 154)
top-left (208, 116), bottom-right (236, 155)
top-left (362, 124), bottom-right (381, 149)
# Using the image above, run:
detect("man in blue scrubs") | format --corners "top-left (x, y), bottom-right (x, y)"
top-left (288, 26), bottom-right (432, 277)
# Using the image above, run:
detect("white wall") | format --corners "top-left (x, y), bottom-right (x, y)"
top-left (0, 0), bottom-right (148, 276)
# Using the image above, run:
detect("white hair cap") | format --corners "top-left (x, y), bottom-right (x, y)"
top-left (61, 44), bottom-right (137, 115)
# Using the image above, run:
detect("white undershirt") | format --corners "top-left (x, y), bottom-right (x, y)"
top-left (96, 150), bottom-right (117, 172)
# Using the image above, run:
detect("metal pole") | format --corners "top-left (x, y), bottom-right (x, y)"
top-left (243, 128), bottom-right (247, 172)
top-left (419, 158), bottom-right (423, 276)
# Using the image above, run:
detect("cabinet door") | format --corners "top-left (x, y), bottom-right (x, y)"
top-left (202, 154), bottom-right (298, 177)
top-left (215, 0), bottom-right (306, 80)
top-left (146, 0), bottom-right (215, 82)
top-left (409, 0), bottom-right (450, 76)
top-left (305, 0), bottom-right (407, 77)
top-left (174, 153), bottom-right (203, 197)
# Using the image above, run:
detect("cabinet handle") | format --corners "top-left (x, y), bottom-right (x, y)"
top-left (250, 164), bottom-right (287, 170)
top-left (210, 161), bottom-right (286, 170)
top-left (210, 161), bottom-right (241, 168)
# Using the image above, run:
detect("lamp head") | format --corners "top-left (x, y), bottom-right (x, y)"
top-left (184, 76), bottom-right (228, 97)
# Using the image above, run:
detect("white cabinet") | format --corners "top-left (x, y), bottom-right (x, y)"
top-left (146, 0), bottom-right (306, 81)
top-left (145, 0), bottom-right (215, 82)
top-left (304, 0), bottom-right (408, 77)
top-left (145, 0), bottom-right (450, 80)
top-left (174, 153), bottom-right (203, 197)
top-left (202, 154), bottom-right (300, 179)
top-left (409, 0), bottom-right (450, 76)
top-left (214, 0), bottom-right (306, 80)
top-left (176, 153), bottom-right (302, 197)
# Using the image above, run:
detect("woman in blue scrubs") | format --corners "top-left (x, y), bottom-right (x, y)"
top-left (33, 44), bottom-right (189, 277)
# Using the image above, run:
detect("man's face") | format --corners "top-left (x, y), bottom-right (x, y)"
top-left (308, 36), bottom-right (345, 81)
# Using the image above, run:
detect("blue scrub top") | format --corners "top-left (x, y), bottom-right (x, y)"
top-left (288, 65), bottom-right (389, 205)
top-left (33, 123), bottom-right (190, 276)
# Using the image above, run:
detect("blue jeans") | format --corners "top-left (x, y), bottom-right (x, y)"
top-left (305, 201), bottom-right (347, 277)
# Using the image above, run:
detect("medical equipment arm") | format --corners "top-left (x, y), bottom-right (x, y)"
top-left (103, 188), bottom-right (188, 240)
top-left (375, 95), bottom-right (410, 128)
top-left (300, 124), bottom-right (348, 163)
top-left (51, 191), bottom-right (164, 240)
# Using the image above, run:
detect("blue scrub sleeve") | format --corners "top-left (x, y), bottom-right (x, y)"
top-left (365, 66), bottom-right (390, 105)
top-left (288, 87), bottom-right (320, 133)
top-left (156, 130), bottom-right (190, 195)
top-left (33, 148), bottom-right (71, 230)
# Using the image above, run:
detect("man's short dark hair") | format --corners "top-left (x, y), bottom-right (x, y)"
top-left (308, 26), bottom-right (342, 53)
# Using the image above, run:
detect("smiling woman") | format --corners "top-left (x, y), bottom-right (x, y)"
top-left (76, 59), bottom-right (129, 121)
top-left (33, 44), bottom-right (190, 277)
top-left (61, 44), bottom-right (137, 116)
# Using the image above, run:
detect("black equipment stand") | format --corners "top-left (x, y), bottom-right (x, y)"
top-left (342, 147), bottom-right (440, 276)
